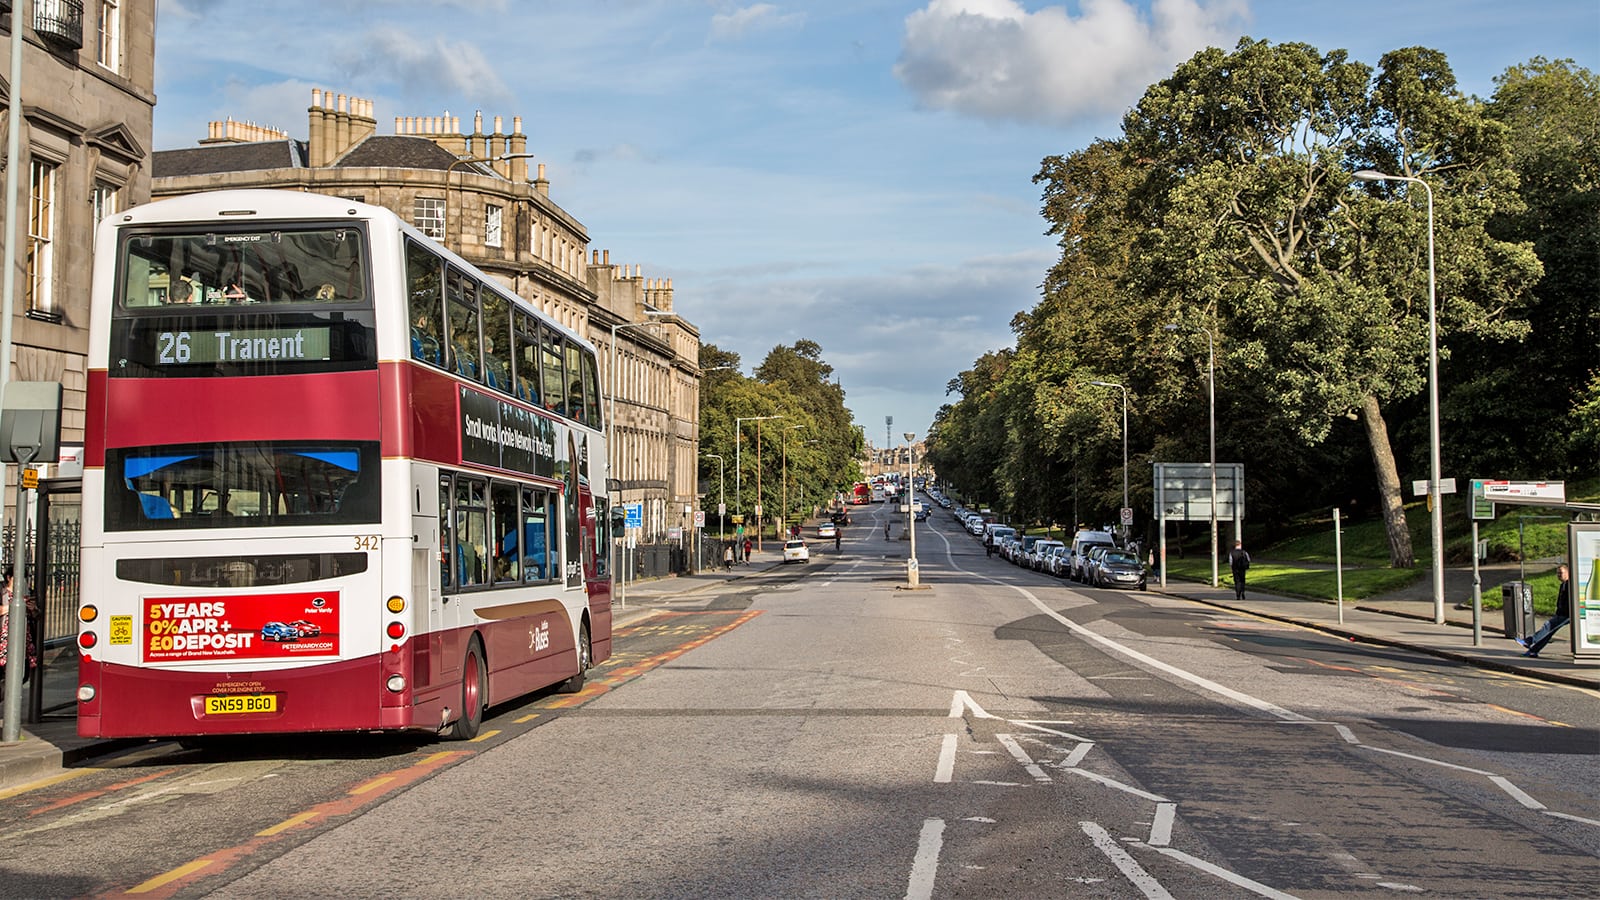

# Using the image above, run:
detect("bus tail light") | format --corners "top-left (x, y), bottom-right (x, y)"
top-left (386, 674), bottom-right (406, 693)
top-left (79, 632), bottom-right (98, 649)
top-left (386, 596), bottom-right (405, 613)
top-left (80, 605), bottom-right (98, 623)
top-left (77, 685), bottom-right (96, 702)
top-left (386, 622), bottom-right (405, 639)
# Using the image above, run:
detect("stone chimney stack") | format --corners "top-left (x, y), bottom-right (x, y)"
top-left (491, 116), bottom-right (507, 178)
top-left (471, 111), bottom-right (484, 160)
top-left (535, 162), bottom-right (549, 197)
top-left (308, 89), bottom-right (377, 167)
top-left (510, 117), bottom-right (528, 182)
top-left (199, 118), bottom-right (289, 145)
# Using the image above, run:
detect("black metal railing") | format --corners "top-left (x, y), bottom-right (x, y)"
top-left (33, 0), bottom-right (83, 51)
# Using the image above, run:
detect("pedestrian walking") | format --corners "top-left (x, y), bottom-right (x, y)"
top-left (1518, 564), bottom-right (1571, 658)
top-left (722, 543), bottom-right (734, 572)
top-left (0, 565), bottom-right (38, 692)
top-left (1228, 540), bottom-right (1251, 600)
top-left (884, 521), bottom-right (892, 540)
top-left (834, 530), bottom-right (841, 552)
top-left (742, 537), bottom-right (753, 564)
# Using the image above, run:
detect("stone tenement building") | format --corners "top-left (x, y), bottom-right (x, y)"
top-left (151, 90), bottom-right (703, 540)
top-left (0, 0), bottom-right (156, 461)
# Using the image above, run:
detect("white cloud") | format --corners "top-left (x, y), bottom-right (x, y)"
top-left (895, 0), bottom-right (1249, 126)
top-left (709, 4), bottom-right (806, 43)
top-left (335, 26), bottom-right (510, 102)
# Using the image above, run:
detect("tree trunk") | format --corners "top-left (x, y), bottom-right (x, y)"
top-left (1360, 394), bottom-right (1415, 568)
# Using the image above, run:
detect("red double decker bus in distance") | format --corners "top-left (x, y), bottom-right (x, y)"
top-left (851, 482), bottom-right (871, 505)
top-left (77, 190), bottom-right (612, 741)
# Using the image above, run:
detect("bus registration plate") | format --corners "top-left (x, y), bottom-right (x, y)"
top-left (204, 694), bottom-right (277, 715)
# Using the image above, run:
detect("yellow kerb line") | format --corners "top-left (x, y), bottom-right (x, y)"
top-left (468, 729), bottom-right (501, 743)
top-left (256, 810), bottom-right (319, 836)
top-left (514, 713), bottom-right (540, 723)
top-left (349, 775), bottom-right (394, 795)
top-left (0, 769), bottom-right (92, 801)
top-left (127, 859), bottom-right (214, 894)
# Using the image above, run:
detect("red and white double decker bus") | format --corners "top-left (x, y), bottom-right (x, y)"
top-left (76, 190), bottom-right (612, 741)
top-left (851, 482), bottom-right (871, 505)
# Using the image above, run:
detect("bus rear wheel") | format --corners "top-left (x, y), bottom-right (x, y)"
top-left (557, 621), bottom-right (591, 694)
top-left (446, 639), bottom-right (486, 740)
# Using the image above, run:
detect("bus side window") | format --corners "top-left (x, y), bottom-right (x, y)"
top-left (490, 482), bottom-right (518, 583)
top-left (512, 313), bottom-right (540, 406)
top-left (455, 476), bottom-right (487, 586)
top-left (406, 242), bottom-right (444, 366)
top-left (481, 291), bottom-right (511, 394)
top-left (542, 329), bottom-right (567, 416)
top-left (582, 351), bottom-right (602, 428)
top-left (439, 474), bottom-right (453, 590)
top-left (446, 268), bottom-right (481, 381)
top-left (521, 487), bottom-right (551, 582)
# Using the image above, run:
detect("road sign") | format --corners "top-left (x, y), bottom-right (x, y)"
top-left (693, 511), bottom-right (706, 528)
top-left (20, 467), bottom-right (37, 490)
top-left (1480, 480), bottom-right (1565, 506)
top-left (1411, 478), bottom-right (1458, 496)
top-left (1120, 507), bottom-right (1133, 526)
top-left (1469, 479), bottom-right (1496, 520)
top-left (624, 503), bottom-right (643, 528)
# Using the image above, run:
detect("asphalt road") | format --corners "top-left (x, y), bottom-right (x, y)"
top-left (0, 504), bottom-right (1594, 899)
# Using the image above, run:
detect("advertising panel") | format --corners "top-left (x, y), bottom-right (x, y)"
top-left (141, 591), bottom-right (341, 662)
top-left (1571, 523), bottom-right (1600, 662)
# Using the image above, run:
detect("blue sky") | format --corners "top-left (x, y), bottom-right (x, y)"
top-left (153, 1), bottom-right (1599, 443)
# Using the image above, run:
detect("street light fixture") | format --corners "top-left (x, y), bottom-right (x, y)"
top-left (1164, 323), bottom-right (1219, 587)
top-left (735, 415), bottom-right (783, 545)
top-left (904, 431), bottom-right (919, 588)
top-left (782, 425), bottom-right (805, 537)
top-left (703, 453), bottom-right (725, 542)
top-left (1088, 380), bottom-right (1129, 527)
top-left (1354, 168), bottom-right (1444, 625)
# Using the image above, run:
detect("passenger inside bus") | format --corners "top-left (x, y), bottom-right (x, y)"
top-left (411, 314), bottom-right (441, 365)
top-left (482, 337), bottom-right (506, 391)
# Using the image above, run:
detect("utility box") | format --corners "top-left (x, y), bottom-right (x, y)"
top-left (1501, 581), bottom-right (1534, 640)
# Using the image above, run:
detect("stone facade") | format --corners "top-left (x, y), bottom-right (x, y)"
top-left (150, 90), bottom-right (702, 537)
top-left (0, 0), bottom-right (156, 457)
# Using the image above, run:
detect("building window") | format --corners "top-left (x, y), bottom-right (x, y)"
top-left (92, 182), bottom-right (120, 227)
top-left (98, 0), bottom-right (122, 71)
top-left (484, 204), bottom-right (503, 248)
top-left (414, 197), bottom-right (446, 240)
top-left (28, 159), bottom-right (58, 317)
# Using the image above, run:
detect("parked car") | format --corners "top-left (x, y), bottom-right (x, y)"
top-left (782, 539), bottom-right (810, 563)
top-left (1014, 534), bottom-right (1041, 565)
top-left (1093, 549), bottom-right (1147, 589)
top-left (1083, 545), bottom-right (1114, 584)
top-left (1042, 544), bottom-right (1070, 576)
top-left (1031, 540), bottom-right (1065, 572)
top-left (818, 521), bottom-right (838, 539)
top-left (1069, 530), bottom-right (1116, 583)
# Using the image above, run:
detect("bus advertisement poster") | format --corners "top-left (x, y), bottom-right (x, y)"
top-left (142, 592), bottom-right (341, 662)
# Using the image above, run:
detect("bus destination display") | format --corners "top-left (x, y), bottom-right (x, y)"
top-left (155, 327), bottom-right (334, 365)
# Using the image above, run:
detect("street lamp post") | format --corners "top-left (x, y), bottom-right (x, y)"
top-left (607, 310), bottom-right (672, 609)
top-left (735, 414), bottom-right (783, 544)
top-left (1355, 169), bottom-right (1444, 625)
top-left (703, 453), bottom-right (725, 542)
top-left (1089, 380), bottom-right (1129, 529)
top-left (782, 425), bottom-right (805, 538)
top-left (904, 432), bottom-right (919, 587)
top-left (1165, 324), bottom-right (1219, 587)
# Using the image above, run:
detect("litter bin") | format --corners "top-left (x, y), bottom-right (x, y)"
top-left (1502, 581), bottom-right (1534, 640)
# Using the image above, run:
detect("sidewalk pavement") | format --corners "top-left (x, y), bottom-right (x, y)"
top-left (3, 547), bottom-right (1591, 793)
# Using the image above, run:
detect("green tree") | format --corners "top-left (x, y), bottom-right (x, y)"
top-left (1117, 40), bottom-right (1540, 566)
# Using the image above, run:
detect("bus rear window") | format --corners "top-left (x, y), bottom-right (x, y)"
top-left (105, 442), bottom-right (380, 531)
top-left (119, 226), bottom-right (369, 309)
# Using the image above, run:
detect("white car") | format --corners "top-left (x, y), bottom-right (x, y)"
top-left (782, 539), bottom-right (810, 563)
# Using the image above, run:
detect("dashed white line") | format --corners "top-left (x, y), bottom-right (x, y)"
top-left (905, 818), bottom-right (945, 900)
top-left (1081, 821), bottom-right (1175, 899)
top-left (1149, 802), bottom-right (1177, 846)
top-left (996, 734), bottom-right (1052, 783)
top-left (934, 734), bottom-right (957, 784)
top-left (1146, 844), bottom-right (1303, 899)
